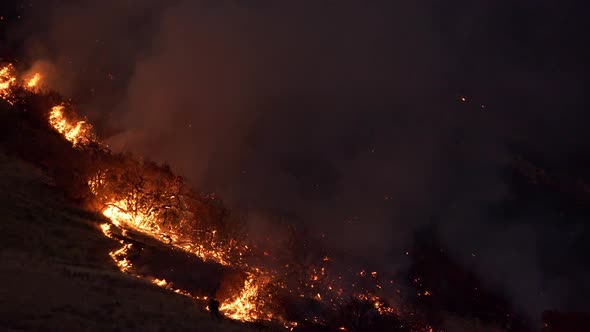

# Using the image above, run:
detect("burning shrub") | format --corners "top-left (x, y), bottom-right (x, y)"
top-left (86, 152), bottom-right (249, 266)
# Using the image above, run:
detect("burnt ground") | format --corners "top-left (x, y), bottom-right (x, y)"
top-left (0, 153), bottom-right (258, 332)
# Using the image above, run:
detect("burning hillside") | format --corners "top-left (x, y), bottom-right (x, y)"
top-left (3, 1), bottom-right (589, 330)
top-left (12, 59), bottom-right (583, 331)
top-left (0, 62), bottom-right (441, 331)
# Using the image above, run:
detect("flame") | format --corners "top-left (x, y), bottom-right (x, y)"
top-left (48, 105), bottom-right (95, 146)
top-left (152, 278), bottom-right (169, 287)
top-left (220, 273), bottom-right (270, 322)
top-left (110, 243), bottom-right (134, 272)
top-left (100, 221), bottom-right (211, 303)
top-left (1, 64), bottom-right (42, 103)
top-left (26, 73), bottom-right (41, 88)
top-left (102, 200), bottom-right (149, 229)
top-left (100, 223), bottom-right (113, 237)
top-left (97, 197), bottom-right (232, 265)
top-left (0, 65), bottom-right (92, 146)
top-left (99, 223), bottom-right (133, 273)
top-left (0, 64), bottom-right (17, 101)
top-left (94, 190), bottom-right (280, 324)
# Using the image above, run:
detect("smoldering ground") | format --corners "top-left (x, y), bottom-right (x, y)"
top-left (5, 0), bottom-right (589, 323)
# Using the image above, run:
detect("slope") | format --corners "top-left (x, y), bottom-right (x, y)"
top-left (0, 153), bottom-right (256, 332)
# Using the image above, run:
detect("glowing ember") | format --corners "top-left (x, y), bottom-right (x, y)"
top-left (109, 243), bottom-right (133, 272)
top-left (356, 293), bottom-right (396, 316)
top-left (152, 278), bottom-right (169, 287)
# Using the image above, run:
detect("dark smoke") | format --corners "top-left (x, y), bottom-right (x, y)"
top-left (6, 0), bottom-right (589, 324)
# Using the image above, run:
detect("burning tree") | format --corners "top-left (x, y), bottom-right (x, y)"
top-left (89, 155), bottom-right (188, 229)
top-left (85, 151), bottom-right (249, 266)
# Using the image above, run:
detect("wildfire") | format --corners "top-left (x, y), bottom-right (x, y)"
top-left (110, 243), bottom-right (134, 272)
top-left (2, 62), bottom-right (414, 330)
top-left (100, 217), bottom-right (273, 325)
top-left (219, 274), bottom-right (272, 322)
top-left (102, 200), bottom-right (151, 229)
top-left (0, 63), bottom-right (93, 147)
top-left (355, 293), bottom-right (396, 316)
top-left (48, 105), bottom-right (94, 146)
top-left (0, 64), bottom-right (17, 101)
top-left (100, 223), bottom-right (113, 237)
top-left (0, 64), bottom-right (43, 104)
top-left (101, 199), bottom-right (275, 322)
top-left (152, 278), bottom-right (169, 287)
top-left (99, 223), bottom-right (134, 273)
top-left (97, 197), bottom-right (232, 265)
top-left (26, 73), bottom-right (41, 88)
top-left (89, 169), bottom-right (274, 323)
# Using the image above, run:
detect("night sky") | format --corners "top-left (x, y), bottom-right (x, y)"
top-left (2, 0), bottom-right (589, 322)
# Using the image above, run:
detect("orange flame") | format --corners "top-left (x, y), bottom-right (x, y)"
top-left (26, 73), bottom-right (41, 89)
top-left (97, 197), bottom-right (232, 266)
top-left (1, 64), bottom-right (42, 103)
top-left (0, 64), bottom-right (17, 101)
top-left (48, 105), bottom-right (94, 146)
top-left (220, 272), bottom-right (270, 322)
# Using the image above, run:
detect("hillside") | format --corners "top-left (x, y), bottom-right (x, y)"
top-left (0, 153), bottom-right (257, 332)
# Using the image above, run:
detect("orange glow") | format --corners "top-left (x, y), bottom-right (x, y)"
top-left (97, 197), bottom-right (232, 266)
top-left (26, 73), bottom-right (41, 88)
top-left (0, 64), bottom-right (17, 101)
top-left (110, 243), bottom-right (133, 272)
top-left (0, 64), bottom-right (42, 103)
top-left (48, 105), bottom-right (95, 146)
top-left (219, 272), bottom-right (272, 322)
top-left (152, 278), bottom-right (169, 287)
